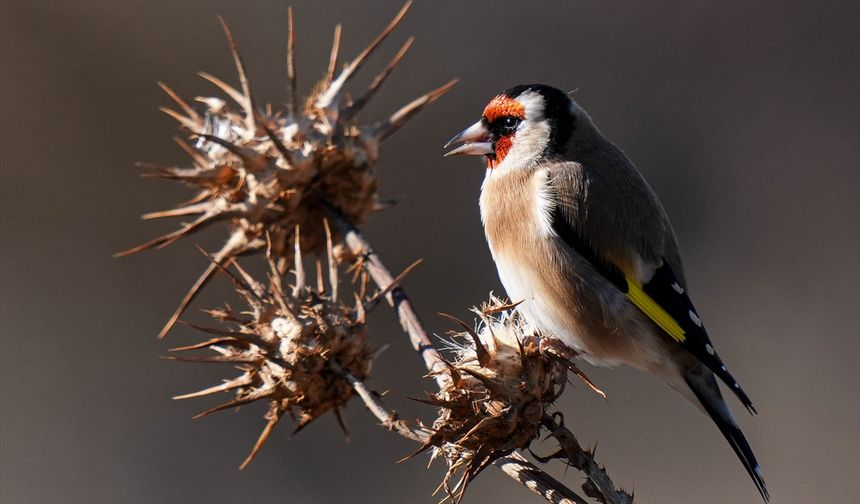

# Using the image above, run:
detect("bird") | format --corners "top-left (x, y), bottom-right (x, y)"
top-left (444, 84), bottom-right (769, 501)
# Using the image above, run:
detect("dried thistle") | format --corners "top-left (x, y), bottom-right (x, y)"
top-left (414, 298), bottom-right (569, 502)
top-left (117, 1), bottom-right (456, 338)
top-left (168, 229), bottom-right (371, 469)
top-left (121, 4), bottom-right (622, 501)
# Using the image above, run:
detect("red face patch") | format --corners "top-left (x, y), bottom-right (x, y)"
top-left (493, 136), bottom-right (513, 166)
top-left (482, 95), bottom-right (525, 168)
top-left (482, 95), bottom-right (525, 124)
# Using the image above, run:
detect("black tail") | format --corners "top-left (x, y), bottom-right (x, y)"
top-left (685, 373), bottom-right (770, 502)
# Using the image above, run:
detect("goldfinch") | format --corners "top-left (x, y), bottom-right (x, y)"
top-left (445, 84), bottom-right (769, 501)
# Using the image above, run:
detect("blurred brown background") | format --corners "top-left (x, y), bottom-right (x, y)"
top-left (1, 1), bottom-right (858, 503)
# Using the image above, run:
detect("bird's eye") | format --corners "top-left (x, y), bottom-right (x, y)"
top-left (501, 116), bottom-right (520, 133)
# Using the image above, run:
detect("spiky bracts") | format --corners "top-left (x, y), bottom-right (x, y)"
top-left (117, 1), bottom-right (456, 338)
top-left (169, 235), bottom-right (371, 469)
top-left (415, 299), bottom-right (569, 502)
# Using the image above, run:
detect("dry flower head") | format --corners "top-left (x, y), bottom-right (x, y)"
top-left (413, 297), bottom-right (570, 503)
top-left (116, 1), bottom-right (456, 338)
top-left (168, 230), bottom-right (371, 469)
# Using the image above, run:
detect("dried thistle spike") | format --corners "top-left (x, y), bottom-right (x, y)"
top-left (172, 136), bottom-right (210, 169)
top-left (239, 404), bottom-right (284, 470)
top-left (436, 313), bottom-right (491, 368)
top-left (217, 16), bottom-right (256, 134)
top-left (353, 292), bottom-right (366, 324)
top-left (374, 78), bottom-right (459, 141)
top-left (227, 258), bottom-right (266, 299)
top-left (197, 247), bottom-right (263, 307)
top-left (159, 106), bottom-right (199, 130)
top-left (325, 24), bottom-right (342, 87)
top-left (365, 258), bottom-right (423, 309)
top-left (157, 81), bottom-right (203, 128)
top-left (345, 36), bottom-right (414, 119)
top-left (141, 202), bottom-right (210, 220)
top-left (113, 211), bottom-right (214, 257)
top-left (173, 375), bottom-right (254, 401)
top-left (292, 226), bottom-right (304, 295)
top-left (179, 322), bottom-right (270, 347)
top-left (315, 259), bottom-right (325, 293)
top-left (323, 218), bottom-right (338, 301)
top-left (192, 386), bottom-right (276, 419)
top-left (164, 353), bottom-right (261, 365)
top-left (314, 0), bottom-right (412, 109)
top-left (286, 6), bottom-right (298, 115)
top-left (254, 111), bottom-right (293, 164)
top-left (333, 406), bottom-right (350, 439)
top-left (156, 234), bottom-right (247, 338)
top-left (192, 133), bottom-right (267, 172)
top-left (168, 336), bottom-right (246, 353)
top-left (198, 71), bottom-right (246, 111)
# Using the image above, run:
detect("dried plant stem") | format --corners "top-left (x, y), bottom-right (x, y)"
top-left (333, 207), bottom-right (451, 391)
top-left (497, 453), bottom-right (588, 504)
top-left (537, 414), bottom-right (635, 504)
top-left (329, 206), bottom-right (596, 504)
top-left (330, 360), bottom-right (428, 443)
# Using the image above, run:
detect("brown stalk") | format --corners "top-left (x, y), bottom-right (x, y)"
top-left (329, 205), bottom-right (450, 390)
top-left (329, 360), bottom-right (427, 443)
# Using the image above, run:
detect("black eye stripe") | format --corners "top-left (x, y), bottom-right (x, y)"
top-left (487, 115), bottom-right (521, 137)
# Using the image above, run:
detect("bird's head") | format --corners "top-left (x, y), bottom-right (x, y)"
top-left (444, 84), bottom-right (579, 170)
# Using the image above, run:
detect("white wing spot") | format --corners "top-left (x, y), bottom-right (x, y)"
top-left (705, 343), bottom-right (715, 355)
top-left (689, 310), bottom-right (702, 327)
top-left (671, 282), bottom-right (684, 294)
top-left (734, 383), bottom-right (741, 389)
top-left (721, 365), bottom-right (727, 371)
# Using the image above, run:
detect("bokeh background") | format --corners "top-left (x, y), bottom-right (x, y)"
top-left (2, 1), bottom-right (858, 503)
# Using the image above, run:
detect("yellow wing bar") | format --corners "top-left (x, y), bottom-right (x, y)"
top-left (625, 278), bottom-right (686, 343)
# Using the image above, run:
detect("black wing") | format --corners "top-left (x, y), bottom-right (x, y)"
top-left (550, 206), bottom-right (757, 414)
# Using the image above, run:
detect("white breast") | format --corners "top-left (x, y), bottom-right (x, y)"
top-left (492, 247), bottom-right (589, 354)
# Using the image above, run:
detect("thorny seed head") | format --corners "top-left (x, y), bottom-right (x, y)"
top-left (116, 1), bottom-right (456, 338)
top-left (413, 297), bottom-right (570, 503)
top-left (168, 234), bottom-right (371, 469)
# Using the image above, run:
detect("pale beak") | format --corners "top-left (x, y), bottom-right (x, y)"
top-left (444, 120), bottom-right (494, 157)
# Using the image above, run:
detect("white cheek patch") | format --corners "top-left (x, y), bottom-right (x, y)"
top-left (494, 90), bottom-right (550, 172)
